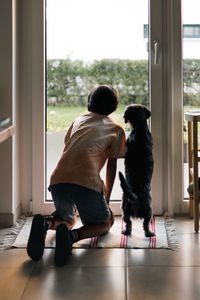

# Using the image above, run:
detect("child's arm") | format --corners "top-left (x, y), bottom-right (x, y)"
top-left (105, 157), bottom-right (117, 203)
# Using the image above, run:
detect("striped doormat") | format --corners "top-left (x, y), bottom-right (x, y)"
top-left (12, 216), bottom-right (178, 250)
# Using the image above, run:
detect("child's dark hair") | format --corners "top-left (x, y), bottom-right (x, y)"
top-left (87, 85), bottom-right (119, 115)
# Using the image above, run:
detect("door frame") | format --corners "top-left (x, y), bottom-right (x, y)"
top-left (30, 0), bottom-right (183, 216)
top-left (149, 0), bottom-right (164, 215)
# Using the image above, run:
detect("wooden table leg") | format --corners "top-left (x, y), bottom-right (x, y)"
top-left (188, 122), bottom-right (193, 218)
top-left (193, 117), bottom-right (199, 232)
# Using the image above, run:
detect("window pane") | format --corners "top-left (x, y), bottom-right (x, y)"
top-left (46, 0), bottom-right (149, 201)
top-left (184, 25), bottom-right (200, 38)
top-left (182, 0), bottom-right (200, 200)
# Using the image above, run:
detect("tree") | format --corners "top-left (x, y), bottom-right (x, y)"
top-left (47, 58), bottom-right (200, 107)
top-left (183, 59), bottom-right (200, 106)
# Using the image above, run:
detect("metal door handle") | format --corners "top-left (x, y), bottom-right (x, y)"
top-left (154, 40), bottom-right (159, 64)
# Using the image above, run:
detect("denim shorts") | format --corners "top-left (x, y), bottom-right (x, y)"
top-left (50, 183), bottom-right (111, 225)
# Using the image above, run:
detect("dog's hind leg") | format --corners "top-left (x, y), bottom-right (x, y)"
top-left (122, 214), bottom-right (132, 235)
top-left (121, 193), bottom-right (132, 235)
top-left (143, 215), bottom-right (154, 237)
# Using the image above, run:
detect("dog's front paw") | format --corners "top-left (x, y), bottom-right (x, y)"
top-left (122, 229), bottom-right (131, 236)
top-left (145, 231), bottom-right (155, 237)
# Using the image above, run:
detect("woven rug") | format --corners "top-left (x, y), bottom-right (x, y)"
top-left (12, 216), bottom-right (178, 250)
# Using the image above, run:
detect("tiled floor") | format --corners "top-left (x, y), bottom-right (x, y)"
top-left (0, 217), bottom-right (200, 300)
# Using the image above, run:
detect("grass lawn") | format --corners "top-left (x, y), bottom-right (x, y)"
top-left (47, 104), bottom-right (129, 132)
top-left (47, 105), bottom-right (200, 146)
top-left (47, 106), bottom-right (87, 132)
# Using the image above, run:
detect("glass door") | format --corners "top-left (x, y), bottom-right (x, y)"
top-left (182, 0), bottom-right (200, 201)
top-left (46, 0), bottom-right (149, 203)
top-left (32, 0), bottom-right (164, 215)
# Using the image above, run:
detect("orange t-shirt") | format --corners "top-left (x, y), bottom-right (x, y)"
top-left (49, 112), bottom-right (126, 193)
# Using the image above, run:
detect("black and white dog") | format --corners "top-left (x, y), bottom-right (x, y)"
top-left (119, 104), bottom-right (154, 237)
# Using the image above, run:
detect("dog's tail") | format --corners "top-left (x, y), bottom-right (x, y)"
top-left (119, 172), bottom-right (137, 202)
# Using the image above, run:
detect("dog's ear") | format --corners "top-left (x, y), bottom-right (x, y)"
top-left (123, 106), bottom-right (133, 123)
top-left (123, 112), bottom-right (129, 123)
top-left (145, 108), bottom-right (151, 119)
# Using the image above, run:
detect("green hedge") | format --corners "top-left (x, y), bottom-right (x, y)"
top-left (183, 59), bottom-right (200, 106)
top-left (47, 58), bottom-right (200, 107)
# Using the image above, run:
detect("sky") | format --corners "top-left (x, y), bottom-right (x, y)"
top-left (46, 0), bottom-right (148, 61)
top-left (46, 0), bottom-right (200, 61)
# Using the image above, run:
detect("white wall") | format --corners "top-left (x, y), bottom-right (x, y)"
top-left (0, 0), bottom-right (14, 226)
top-left (19, 0), bottom-right (33, 214)
top-left (0, 0), bottom-right (45, 224)
top-left (0, 0), bottom-right (23, 226)
top-left (12, 0), bottom-right (22, 222)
